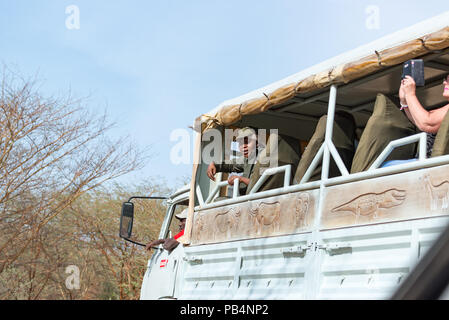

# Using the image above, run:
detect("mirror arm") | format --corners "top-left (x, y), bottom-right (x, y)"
top-left (122, 237), bottom-right (146, 247)
top-left (127, 196), bottom-right (168, 202)
top-left (122, 237), bottom-right (162, 250)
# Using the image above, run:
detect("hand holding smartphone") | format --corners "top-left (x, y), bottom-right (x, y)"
top-left (402, 59), bottom-right (425, 87)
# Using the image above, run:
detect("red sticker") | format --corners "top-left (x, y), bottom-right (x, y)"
top-left (160, 259), bottom-right (168, 268)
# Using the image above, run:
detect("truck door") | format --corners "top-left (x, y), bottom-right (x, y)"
top-left (119, 194), bottom-right (189, 300)
top-left (140, 241), bottom-right (185, 299)
top-left (139, 203), bottom-right (188, 300)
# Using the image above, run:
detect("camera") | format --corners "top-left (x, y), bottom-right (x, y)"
top-left (402, 59), bottom-right (425, 87)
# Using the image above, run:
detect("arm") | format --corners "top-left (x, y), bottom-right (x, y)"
top-left (145, 239), bottom-right (166, 251)
top-left (403, 76), bottom-right (449, 133)
top-left (162, 238), bottom-right (180, 252)
top-left (227, 175), bottom-right (250, 186)
top-left (206, 160), bottom-right (244, 181)
top-left (399, 82), bottom-right (417, 126)
top-left (215, 160), bottom-right (245, 174)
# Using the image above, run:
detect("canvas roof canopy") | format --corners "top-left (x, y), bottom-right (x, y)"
top-left (196, 11), bottom-right (449, 141)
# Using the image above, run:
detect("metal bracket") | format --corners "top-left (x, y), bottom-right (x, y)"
top-left (183, 256), bottom-right (203, 265)
top-left (281, 244), bottom-right (312, 255)
top-left (281, 242), bottom-right (352, 256)
top-left (317, 242), bottom-right (352, 253)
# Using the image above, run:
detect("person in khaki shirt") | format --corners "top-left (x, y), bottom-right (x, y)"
top-left (207, 127), bottom-right (302, 195)
top-left (207, 127), bottom-right (258, 195)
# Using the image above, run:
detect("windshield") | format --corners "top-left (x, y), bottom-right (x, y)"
top-left (166, 202), bottom-right (188, 239)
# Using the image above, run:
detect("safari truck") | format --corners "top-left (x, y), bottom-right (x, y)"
top-left (120, 12), bottom-right (449, 299)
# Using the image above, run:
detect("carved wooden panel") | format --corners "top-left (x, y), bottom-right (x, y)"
top-left (191, 164), bottom-right (449, 245)
top-left (321, 165), bottom-right (449, 229)
top-left (191, 190), bottom-right (317, 245)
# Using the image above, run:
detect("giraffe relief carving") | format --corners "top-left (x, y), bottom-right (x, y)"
top-left (295, 193), bottom-right (310, 228)
top-left (423, 175), bottom-right (449, 211)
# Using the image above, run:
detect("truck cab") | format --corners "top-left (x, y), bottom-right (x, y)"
top-left (120, 184), bottom-right (189, 300)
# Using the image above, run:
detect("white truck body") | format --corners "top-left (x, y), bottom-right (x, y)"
top-left (140, 178), bottom-right (449, 300)
top-left (135, 12), bottom-right (449, 300)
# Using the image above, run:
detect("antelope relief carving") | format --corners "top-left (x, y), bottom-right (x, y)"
top-left (331, 188), bottom-right (406, 223)
top-left (213, 207), bottom-right (241, 239)
top-left (250, 201), bottom-right (281, 235)
top-left (424, 175), bottom-right (449, 211)
top-left (295, 193), bottom-right (310, 228)
top-left (192, 212), bottom-right (206, 242)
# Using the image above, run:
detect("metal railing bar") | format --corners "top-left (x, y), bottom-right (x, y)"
top-left (249, 165), bottom-right (292, 194)
top-left (299, 144), bottom-right (325, 184)
top-left (196, 184), bottom-right (205, 206)
top-left (369, 133), bottom-right (427, 170)
top-left (326, 153), bottom-right (449, 188)
top-left (232, 177), bottom-right (240, 198)
top-left (327, 141), bottom-right (350, 176)
top-left (205, 180), bottom-right (229, 204)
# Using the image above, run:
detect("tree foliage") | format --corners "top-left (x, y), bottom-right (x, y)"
top-left (0, 68), bottom-right (166, 299)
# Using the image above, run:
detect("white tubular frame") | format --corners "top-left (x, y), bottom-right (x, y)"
top-left (204, 181), bottom-right (228, 204)
top-left (369, 133), bottom-right (427, 170)
top-left (196, 184), bottom-right (205, 206)
top-left (204, 178), bottom-right (240, 204)
top-left (249, 164), bottom-right (292, 194)
top-left (300, 85), bottom-right (349, 184)
top-left (232, 177), bottom-right (240, 198)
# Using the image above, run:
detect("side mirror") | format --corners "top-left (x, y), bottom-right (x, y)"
top-left (120, 202), bottom-right (134, 239)
top-left (118, 196), bottom-right (168, 248)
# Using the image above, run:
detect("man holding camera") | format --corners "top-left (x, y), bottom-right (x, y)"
top-left (206, 127), bottom-right (258, 196)
top-left (206, 127), bottom-right (301, 195)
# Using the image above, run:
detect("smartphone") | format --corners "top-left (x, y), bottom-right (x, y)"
top-left (402, 59), bottom-right (425, 87)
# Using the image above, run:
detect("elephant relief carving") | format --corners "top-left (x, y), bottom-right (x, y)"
top-left (295, 193), bottom-right (310, 228)
top-left (213, 207), bottom-right (241, 239)
top-left (423, 175), bottom-right (449, 211)
top-left (331, 188), bottom-right (406, 222)
top-left (250, 201), bottom-right (281, 235)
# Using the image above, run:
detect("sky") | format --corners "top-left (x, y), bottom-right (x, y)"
top-left (0, 0), bottom-right (448, 191)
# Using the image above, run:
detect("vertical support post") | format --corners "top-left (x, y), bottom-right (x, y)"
top-left (283, 164), bottom-right (292, 188)
top-left (315, 84), bottom-right (338, 229)
top-left (419, 133), bottom-right (427, 161)
top-left (321, 85), bottom-right (338, 181)
top-left (308, 85), bottom-right (338, 299)
top-left (182, 130), bottom-right (202, 245)
top-left (233, 178), bottom-right (240, 198)
top-left (299, 144), bottom-right (325, 184)
top-left (196, 184), bottom-right (205, 206)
